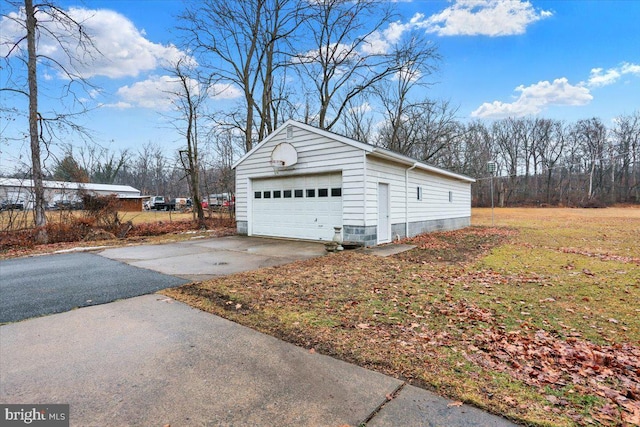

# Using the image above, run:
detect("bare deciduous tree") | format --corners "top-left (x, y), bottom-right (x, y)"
top-left (2, 0), bottom-right (98, 242)
top-left (179, 0), bottom-right (300, 153)
top-left (295, 0), bottom-right (415, 131)
top-left (574, 118), bottom-right (607, 201)
top-left (168, 58), bottom-right (206, 226)
top-left (373, 34), bottom-right (439, 154)
top-left (612, 112), bottom-right (640, 202)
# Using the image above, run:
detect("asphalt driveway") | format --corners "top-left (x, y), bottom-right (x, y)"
top-left (0, 252), bottom-right (188, 323)
top-left (0, 236), bottom-right (327, 324)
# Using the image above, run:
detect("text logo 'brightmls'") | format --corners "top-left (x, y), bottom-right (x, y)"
top-left (1, 405), bottom-right (69, 426)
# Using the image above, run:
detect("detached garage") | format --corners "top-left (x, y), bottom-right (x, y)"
top-left (233, 120), bottom-right (475, 247)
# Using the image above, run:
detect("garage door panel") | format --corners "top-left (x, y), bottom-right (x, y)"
top-left (252, 174), bottom-right (342, 241)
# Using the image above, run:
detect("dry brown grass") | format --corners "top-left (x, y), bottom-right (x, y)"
top-left (163, 207), bottom-right (640, 426)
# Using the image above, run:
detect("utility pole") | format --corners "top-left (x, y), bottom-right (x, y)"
top-left (487, 161), bottom-right (497, 226)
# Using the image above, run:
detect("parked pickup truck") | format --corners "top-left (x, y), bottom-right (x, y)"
top-left (152, 199), bottom-right (176, 211)
top-left (144, 196), bottom-right (166, 210)
top-left (0, 200), bottom-right (24, 211)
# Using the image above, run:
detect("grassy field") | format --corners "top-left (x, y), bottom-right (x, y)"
top-left (163, 207), bottom-right (640, 426)
top-left (0, 209), bottom-right (204, 230)
top-left (0, 208), bottom-right (237, 236)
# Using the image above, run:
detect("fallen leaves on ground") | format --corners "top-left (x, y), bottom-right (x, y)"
top-left (469, 327), bottom-right (640, 425)
top-left (397, 226), bottom-right (517, 264)
top-left (560, 247), bottom-right (640, 265)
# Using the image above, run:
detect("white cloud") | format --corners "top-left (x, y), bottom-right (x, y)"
top-left (587, 68), bottom-right (620, 87)
top-left (0, 11), bottom-right (25, 57)
top-left (393, 63), bottom-right (422, 82)
top-left (471, 78), bottom-right (592, 118)
top-left (417, 0), bottom-right (552, 37)
top-left (294, 42), bottom-right (356, 64)
top-left (621, 62), bottom-right (640, 75)
top-left (361, 20), bottom-right (413, 55)
top-left (348, 102), bottom-right (373, 115)
top-left (588, 62), bottom-right (640, 87)
top-left (1, 6), bottom-right (194, 79)
top-left (116, 75), bottom-right (200, 111)
top-left (114, 76), bottom-right (241, 111)
top-left (209, 83), bottom-right (243, 100)
top-left (102, 101), bottom-right (133, 109)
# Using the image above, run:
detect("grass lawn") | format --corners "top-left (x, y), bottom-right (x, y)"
top-left (163, 207), bottom-right (639, 426)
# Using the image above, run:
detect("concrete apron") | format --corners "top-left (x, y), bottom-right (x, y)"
top-left (97, 235), bottom-right (329, 281)
top-left (1, 295), bottom-right (516, 427)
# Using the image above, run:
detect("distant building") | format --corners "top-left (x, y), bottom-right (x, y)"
top-left (0, 178), bottom-right (142, 211)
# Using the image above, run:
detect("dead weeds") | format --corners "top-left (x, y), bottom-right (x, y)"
top-left (0, 216), bottom-right (236, 259)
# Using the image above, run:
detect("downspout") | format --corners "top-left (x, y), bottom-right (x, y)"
top-left (363, 151), bottom-right (368, 228)
top-left (405, 163), bottom-right (418, 239)
top-left (246, 177), bottom-right (252, 236)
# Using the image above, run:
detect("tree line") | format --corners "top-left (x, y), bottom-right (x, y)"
top-left (41, 139), bottom-right (236, 204)
top-left (369, 113), bottom-right (640, 208)
top-left (38, 111), bottom-right (640, 209)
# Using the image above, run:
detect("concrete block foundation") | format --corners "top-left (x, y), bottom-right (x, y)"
top-left (239, 217), bottom-right (470, 246)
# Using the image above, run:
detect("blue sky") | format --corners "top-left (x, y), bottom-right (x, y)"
top-left (1, 0), bottom-right (639, 173)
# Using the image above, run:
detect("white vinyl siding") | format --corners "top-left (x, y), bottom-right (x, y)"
top-left (407, 169), bottom-right (471, 221)
top-left (365, 156), bottom-right (471, 227)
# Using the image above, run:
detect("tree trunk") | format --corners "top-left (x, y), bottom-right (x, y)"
top-left (588, 162), bottom-right (595, 200)
top-left (26, 0), bottom-right (48, 243)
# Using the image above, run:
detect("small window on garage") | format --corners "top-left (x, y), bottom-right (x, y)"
top-left (273, 190), bottom-right (282, 198)
top-left (448, 191), bottom-right (453, 202)
top-left (283, 190), bottom-right (292, 198)
top-left (254, 191), bottom-right (262, 199)
top-left (263, 191), bottom-right (271, 199)
top-left (417, 186), bottom-right (423, 201)
top-left (294, 189), bottom-right (303, 198)
top-left (331, 187), bottom-right (342, 197)
top-left (318, 188), bottom-right (328, 197)
top-left (306, 189), bottom-right (316, 198)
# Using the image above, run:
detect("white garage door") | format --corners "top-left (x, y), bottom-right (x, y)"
top-left (251, 174), bottom-right (342, 241)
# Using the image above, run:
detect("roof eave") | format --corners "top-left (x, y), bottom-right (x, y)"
top-left (368, 148), bottom-right (476, 183)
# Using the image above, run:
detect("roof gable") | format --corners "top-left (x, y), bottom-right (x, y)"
top-left (232, 120), bottom-right (373, 170)
top-left (232, 120), bottom-right (475, 183)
